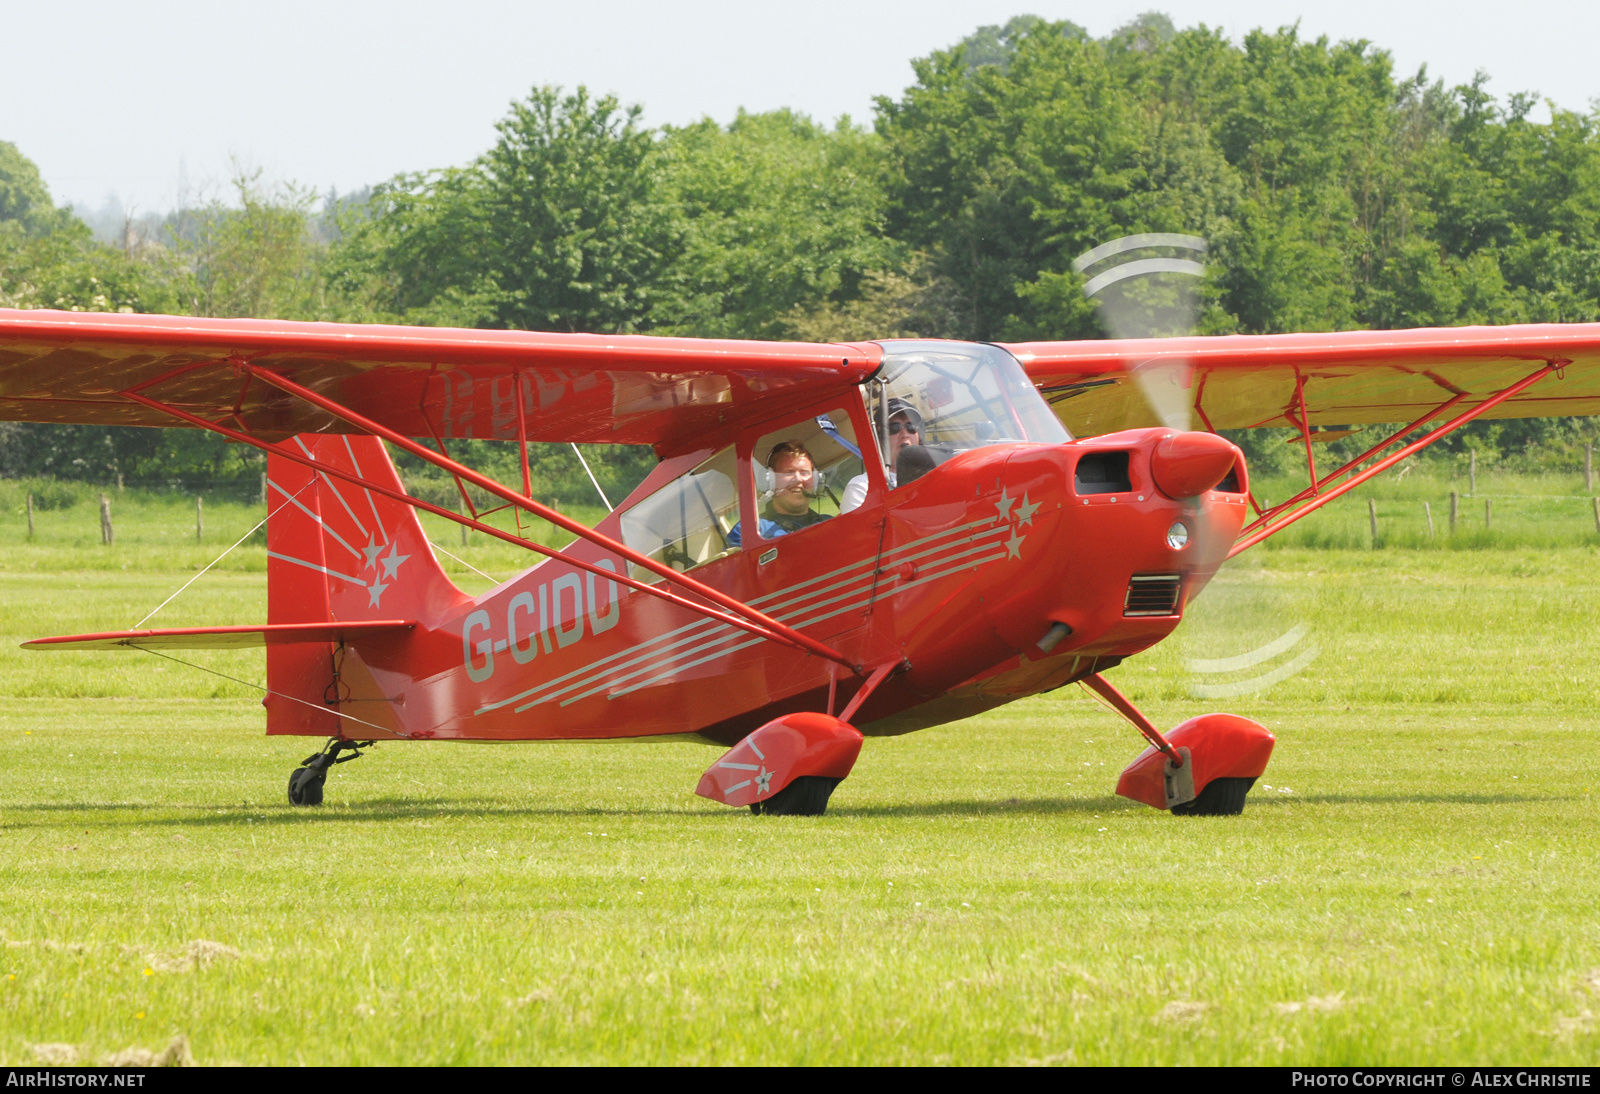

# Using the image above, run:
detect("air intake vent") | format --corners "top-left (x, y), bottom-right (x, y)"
top-left (1124, 573), bottom-right (1182, 617)
top-left (1215, 464), bottom-right (1241, 493)
top-left (1075, 451), bottom-right (1131, 495)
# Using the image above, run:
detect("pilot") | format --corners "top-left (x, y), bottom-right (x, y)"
top-left (727, 441), bottom-right (832, 546)
top-left (841, 399), bottom-right (922, 514)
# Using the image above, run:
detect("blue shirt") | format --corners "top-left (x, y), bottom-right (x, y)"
top-left (726, 506), bottom-right (831, 547)
top-left (726, 519), bottom-right (785, 547)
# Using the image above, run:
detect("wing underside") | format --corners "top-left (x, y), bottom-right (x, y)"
top-left (0, 310), bottom-right (878, 456)
top-left (1009, 324), bottom-right (1600, 436)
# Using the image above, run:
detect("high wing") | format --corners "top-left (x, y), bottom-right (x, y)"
top-left (1008, 324), bottom-right (1600, 436)
top-left (0, 308), bottom-right (873, 667)
top-left (1012, 323), bottom-right (1600, 554)
top-left (0, 309), bottom-right (878, 456)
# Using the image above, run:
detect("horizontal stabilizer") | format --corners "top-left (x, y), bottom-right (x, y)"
top-left (22, 620), bottom-right (416, 651)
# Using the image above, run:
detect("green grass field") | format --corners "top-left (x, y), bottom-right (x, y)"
top-left (1, 476), bottom-right (1599, 1065)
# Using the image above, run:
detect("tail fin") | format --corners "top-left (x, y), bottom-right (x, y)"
top-left (264, 434), bottom-right (464, 735)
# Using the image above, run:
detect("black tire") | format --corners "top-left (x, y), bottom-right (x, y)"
top-left (1171, 776), bottom-right (1255, 816)
top-left (749, 776), bottom-right (841, 817)
top-left (287, 766), bottom-right (326, 806)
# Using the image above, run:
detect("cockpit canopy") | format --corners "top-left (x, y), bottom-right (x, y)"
top-left (613, 341), bottom-right (1071, 581)
top-left (867, 341), bottom-right (1070, 464)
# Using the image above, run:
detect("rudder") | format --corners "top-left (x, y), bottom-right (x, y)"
top-left (264, 434), bottom-right (465, 735)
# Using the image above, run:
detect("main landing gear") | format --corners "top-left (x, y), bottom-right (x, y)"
top-left (696, 712), bottom-right (865, 817)
top-left (749, 775), bottom-right (842, 816)
top-left (287, 738), bottom-right (372, 806)
top-left (1081, 673), bottom-right (1276, 816)
top-left (1170, 776), bottom-right (1257, 816)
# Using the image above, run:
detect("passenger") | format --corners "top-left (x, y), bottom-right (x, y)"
top-left (841, 399), bottom-right (922, 514)
top-left (727, 441), bottom-right (832, 546)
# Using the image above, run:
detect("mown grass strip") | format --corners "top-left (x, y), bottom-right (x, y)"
top-left (0, 491), bottom-right (1596, 1063)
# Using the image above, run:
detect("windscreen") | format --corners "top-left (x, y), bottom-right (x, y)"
top-left (868, 342), bottom-right (1070, 468)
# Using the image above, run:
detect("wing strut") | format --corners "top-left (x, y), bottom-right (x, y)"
top-left (1230, 360), bottom-right (1561, 556)
top-left (118, 384), bottom-right (858, 672)
top-left (1289, 371), bottom-right (1320, 496)
top-left (1241, 391), bottom-right (1473, 539)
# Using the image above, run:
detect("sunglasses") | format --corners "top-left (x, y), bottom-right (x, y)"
top-left (888, 421), bottom-right (919, 435)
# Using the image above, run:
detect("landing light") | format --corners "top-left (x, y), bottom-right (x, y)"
top-left (1167, 523), bottom-right (1190, 550)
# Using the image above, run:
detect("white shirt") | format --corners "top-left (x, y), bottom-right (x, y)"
top-left (840, 470), bottom-right (894, 514)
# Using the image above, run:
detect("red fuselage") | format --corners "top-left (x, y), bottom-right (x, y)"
top-left (284, 428), bottom-right (1249, 745)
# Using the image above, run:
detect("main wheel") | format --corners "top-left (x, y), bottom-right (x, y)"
top-left (749, 776), bottom-right (841, 817)
top-left (1171, 776), bottom-right (1255, 816)
top-left (287, 765), bottom-right (326, 806)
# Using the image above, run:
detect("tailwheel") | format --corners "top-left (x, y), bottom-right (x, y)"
top-left (750, 776), bottom-right (840, 817)
top-left (287, 764), bottom-right (325, 806)
top-left (286, 738), bottom-right (372, 806)
top-left (1170, 776), bottom-right (1256, 816)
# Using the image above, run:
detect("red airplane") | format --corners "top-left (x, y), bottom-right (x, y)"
top-left (4, 310), bottom-right (1598, 816)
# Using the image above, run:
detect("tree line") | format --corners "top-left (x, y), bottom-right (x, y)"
top-left (4, 12), bottom-right (1600, 497)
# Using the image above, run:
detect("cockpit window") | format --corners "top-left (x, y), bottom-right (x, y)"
top-left (867, 342), bottom-right (1070, 472)
top-left (618, 447), bottom-right (740, 581)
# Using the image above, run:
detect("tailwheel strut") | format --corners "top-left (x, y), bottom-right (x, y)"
top-left (287, 738), bottom-right (373, 806)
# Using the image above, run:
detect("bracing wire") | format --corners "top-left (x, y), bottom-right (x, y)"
top-left (571, 443), bottom-right (614, 512)
top-left (426, 539), bottom-right (497, 582)
top-left (1077, 678), bottom-right (1123, 718)
top-left (135, 646), bottom-right (404, 739)
top-left (132, 482), bottom-right (311, 630)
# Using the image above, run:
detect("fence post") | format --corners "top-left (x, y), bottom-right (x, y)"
top-left (196, 496), bottom-right (204, 543)
top-left (1449, 491), bottom-right (1459, 533)
top-left (1588, 442), bottom-right (1594, 494)
top-left (1424, 500), bottom-right (1434, 536)
top-left (1469, 449), bottom-right (1477, 496)
top-left (460, 520), bottom-right (468, 547)
top-left (1485, 497), bottom-right (1492, 529)
top-left (260, 472), bottom-right (268, 506)
top-left (1368, 498), bottom-right (1378, 543)
top-left (1594, 496), bottom-right (1600, 535)
top-left (26, 493), bottom-right (33, 540)
top-left (99, 494), bottom-right (113, 545)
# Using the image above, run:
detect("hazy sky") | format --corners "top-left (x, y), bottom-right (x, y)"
top-left (9, 0), bottom-right (1600, 215)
